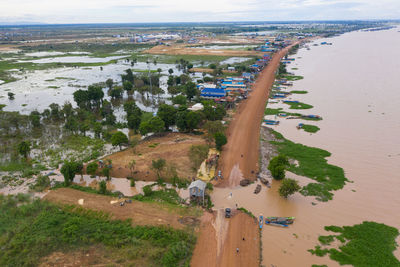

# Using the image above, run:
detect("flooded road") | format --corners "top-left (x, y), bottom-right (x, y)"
top-left (213, 27), bottom-right (400, 266)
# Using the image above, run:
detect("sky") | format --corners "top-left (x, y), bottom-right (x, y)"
top-left (0, 0), bottom-right (399, 24)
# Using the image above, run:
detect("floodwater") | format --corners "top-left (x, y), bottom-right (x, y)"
top-left (0, 58), bottom-right (205, 114)
top-left (19, 55), bottom-right (127, 64)
top-left (220, 57), bottom-right (251, 65)
top-left (213, 26), bottom-right (400, 266)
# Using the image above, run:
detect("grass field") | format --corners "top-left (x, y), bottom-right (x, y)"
top-left (0, 194), bottom-right (196, 267)
top-left (309, 221), bottom-right (400, 267)
top-left (270, 130), bottom-right (347, 201)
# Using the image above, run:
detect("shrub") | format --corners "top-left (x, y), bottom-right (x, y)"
top-left (143, 185), bottom-right (153, 196)
top-left (98, 180), bottom-right (107, 194)
top-left (86, 162), bottom-right (98, 176)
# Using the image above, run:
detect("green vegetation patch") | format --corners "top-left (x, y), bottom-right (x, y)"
top-left (0, 194), bottom-right (196, 267)
top-left (264, 108), bottom-right (322, 121)
top-left (290, 90), bottom-right (308, 94)
top-left (283, 101), bottom-right (313, 110)
top-left (270, 130), bottom-right (347, 201)
top-left (284, 75), bottom-right (304, 81)
top-left (310, 221), bottom-right (400, 267)
top-left (301, 124), bottom-right (320, 133)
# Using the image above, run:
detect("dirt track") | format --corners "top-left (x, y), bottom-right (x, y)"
top-left (191, 211), bottom-right (259, 267)
top-left (44, 188), bottom-right (198, 229)
top-left (145, 45), bottom-right (264, 57)
top-left (218, 46), bottom-right (293, 187)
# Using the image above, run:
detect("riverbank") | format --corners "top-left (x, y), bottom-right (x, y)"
top-left (217, 43), bottom-right (297, 187)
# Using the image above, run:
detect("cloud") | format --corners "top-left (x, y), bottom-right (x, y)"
top-left (0, 0), bottom-right (399, 23)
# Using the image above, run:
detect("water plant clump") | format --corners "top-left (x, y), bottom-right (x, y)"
top-left (270, 130), bottom-right (347, 201)
top-left (309, 221), bottom-right (400, 267)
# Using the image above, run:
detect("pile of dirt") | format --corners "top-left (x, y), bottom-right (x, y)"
top-left (103, 132), bottom-right (206, 181)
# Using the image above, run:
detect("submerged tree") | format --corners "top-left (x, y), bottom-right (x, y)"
top-left (279, 178), bottom-right (301, 198)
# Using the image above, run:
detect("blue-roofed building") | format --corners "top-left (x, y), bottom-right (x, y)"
top-left (200, 87), bottom-right (226, 99)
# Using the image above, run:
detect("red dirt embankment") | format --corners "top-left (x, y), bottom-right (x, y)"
top-left (218, 45), bottom-right (294, 187)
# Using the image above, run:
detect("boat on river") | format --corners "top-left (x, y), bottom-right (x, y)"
top-left (265, 217), bottom-right (295, 225)
top-left (264, 119), bottom-right (280, 125)
top-left (259, 215), bottom-right (264, 229)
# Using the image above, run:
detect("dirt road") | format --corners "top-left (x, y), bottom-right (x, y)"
top-left (44, 188), bottom-right (198, 229)
top-left (191, 211), bottom-right (259, 267)
top-left (218, 46), bottom-right (293, 187)
top-left (145, 45), bottom-right (264, 57)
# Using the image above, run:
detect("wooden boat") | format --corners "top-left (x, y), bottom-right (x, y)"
top-left (265, 217), bottom-right (295, 225)
top-left (259, 215), bottom-right (264, 229)
top-left (265, 221), bottom-right (288, 227)
top-left (260, 177), bottom-right (271, 188)
top-left (254, 184), bottom-right (261, 194)
top-left (264, 119), bottom-right (280, 125)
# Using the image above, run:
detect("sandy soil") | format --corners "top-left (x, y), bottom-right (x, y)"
top-left (191, 210), bottom-right (259, 267)
top-left (103, 133), bottom-right (206, 180)
top-left (145, 44), bottom-right (264, 57)
top-left (217, 45), bottom-right (294, 187)
top-left (44, 188), bottom-right (198, 230)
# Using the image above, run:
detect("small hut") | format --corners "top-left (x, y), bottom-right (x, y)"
top-left (189, 180), bottom-right (206, 204)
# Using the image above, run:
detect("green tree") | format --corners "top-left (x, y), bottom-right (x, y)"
top-left (127, 113), bottom-right (142, 133)
top-left (143, 185), bottom-right (153, 196)
top-left (168, 68), bottom-right (174, 75)
top-left (214, 132), bottom-right (227, 151)
top-left (61, 161), bottom-right (78, 185)
top-left (106, 78), bottom-right (114, 90)
top-left (128, 159), bottom-right (136, 177)
top-left (268, 154), bottom-right (289, 180)
top-left (185, 111), bottom-right (200, 132)
top-left (111, 131), bottom-right (129, 150)
top-left (92, 122), bottom-right (102, 138)
top-left (157, 104), bottom-right (177, 130)
top-left (99, 180), bottom-right (107, 194)
top-left (184, 82), bottom-right (198, 100)
top-left (110, 87), bottom-right (123, 99)
top-left (86, 162), bottom-right (98, 176)
top-left (279, 178), bottom-right (301, 198)
top-left (102, 167), bottom-right (111, 181)
top-left (29, 111), bottom-right (41, 128)
top-left (172, 95), bottom-right (187, 105)
top-left (73, 89), bottom-right (89, 109)
top-left (123, 81), bottom-right (133, 93)
top-left (151, 158), bottom-right (166, 179)
top-left (7, 92), bottom-right (15, 100)
top-left (17, 141), bottom-right (30, 160)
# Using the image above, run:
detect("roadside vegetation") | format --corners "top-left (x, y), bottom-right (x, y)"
top-left (309, 221), bottom-right (400, 267)
top-left (0, 194), bottom-right (196, 267)
top-left (270, 130), bottom-right (347, 201)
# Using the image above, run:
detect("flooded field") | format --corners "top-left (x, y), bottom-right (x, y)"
top-left (0, 58), bottom-right (207, 113)
top-left (19, 55), bottom-right (127, 64)
top-left (213, 26), bottom-right (400, 266)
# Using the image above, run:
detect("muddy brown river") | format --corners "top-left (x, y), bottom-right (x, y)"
top-left (212, 26), bottom-right (400, 266)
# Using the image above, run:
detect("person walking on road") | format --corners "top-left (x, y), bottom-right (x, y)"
top-left (236, 247), bottom-right (239, 254)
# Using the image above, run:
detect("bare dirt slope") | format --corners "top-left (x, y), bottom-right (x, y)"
top-left (191, 211), bottom-right (259, 267)
top-left (217, 46), bottom-right (293, 187)
top-left (44, 188), bottom-right (198, 229)
top-left (103, 133), bottom-right (206, 180)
